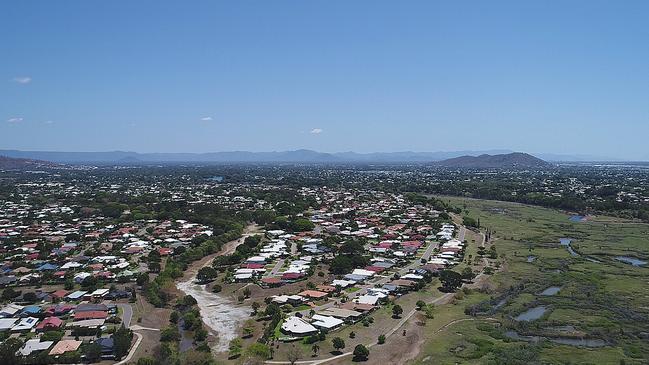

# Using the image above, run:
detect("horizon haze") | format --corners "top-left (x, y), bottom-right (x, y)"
top-left (0, 148), bottom-right (624, 164)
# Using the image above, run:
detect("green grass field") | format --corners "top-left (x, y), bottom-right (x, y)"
top-left (412, 197), bottom-right (649, 364)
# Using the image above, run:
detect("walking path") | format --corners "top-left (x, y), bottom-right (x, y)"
top-left (114, 332), bottom-right (143, 365)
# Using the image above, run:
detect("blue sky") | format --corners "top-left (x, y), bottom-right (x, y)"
top-left (2, 1), bottom-right (648, 159)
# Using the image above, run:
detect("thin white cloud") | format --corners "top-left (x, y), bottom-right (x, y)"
top-left (310, 128), bottom-right (323, 134)
top-left (200, 116), bottom-right (213, 121)
top-left (44, 120), bottom-right (54, 125)
top-left (7, 117), bottom-right (23, 123)
top-left (12, 76), bottom-right (32, 84)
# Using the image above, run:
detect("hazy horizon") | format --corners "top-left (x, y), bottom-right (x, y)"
top-left (2, 1), bottom-right (649, 160)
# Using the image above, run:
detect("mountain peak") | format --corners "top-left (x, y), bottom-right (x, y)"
top-left (436, 152), bottom-right (551, 169)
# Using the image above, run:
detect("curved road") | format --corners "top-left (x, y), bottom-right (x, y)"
top-left (116, 303), bottom-right (133, 328)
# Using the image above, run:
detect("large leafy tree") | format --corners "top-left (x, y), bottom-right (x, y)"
top-left (353, 344), bottom-right (370, 361)
top-left (112, 325), bottom-right (133, 360)
top-left (332, 337), bottom-right (345, 353)
top-left (0, 338), bottom-right (23, 365)
top-left (439, 270), bottom-right (463, 292)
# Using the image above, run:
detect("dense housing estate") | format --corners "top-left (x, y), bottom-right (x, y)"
top-left (2, 162), bottom-right (648, 364)
top-left (0, 167), bottom-right (469, 363)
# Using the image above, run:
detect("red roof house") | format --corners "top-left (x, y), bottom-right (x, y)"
top-left (74, 311), bottom-right (108, 320)
top-left (37, 317), bottom-right (64, 331)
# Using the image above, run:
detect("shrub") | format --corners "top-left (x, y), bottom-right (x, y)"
top-left (352, 344), bottom-right (369, 361)
top-left (377, 334), bottom-right (386, 344)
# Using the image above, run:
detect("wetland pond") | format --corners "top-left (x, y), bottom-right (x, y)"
top-left (615, 256), bottom-right (647, 267)
top-left (560, 238), bottom-right (579, 257)
top-left (540, 286), bottom-right (561, 296)
top-left (569, 215), bottom-right (588, 223)
top-left (515, 306), bottom-right (548, 321)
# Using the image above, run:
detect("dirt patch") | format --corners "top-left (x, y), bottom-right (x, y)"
top-left (130, 299), bottom-right (171, 362)
top-left (372, 314), bottom-right (427, 365)
top-left (174, 224), bottom-right (261, 353)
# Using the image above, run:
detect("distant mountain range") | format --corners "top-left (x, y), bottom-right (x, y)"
top-left (0, 155), bottom-right (62, 169)
top-left (435, 152), bottom-right (551, 168)
top-left (0, 148), bottom-right (597, 164)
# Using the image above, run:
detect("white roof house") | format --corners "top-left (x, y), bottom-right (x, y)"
top-left (67, 319), bottom-right (106, 328)
top-left (235, 268), bottom-right (265, 275)
top-left (285, 261), bottom-right (310, 273)
top-left (0, 304), bottom-right (24, 318)
top-left (74, 272), bottom-right (92, 282)
top-left (110, 261), bottom-right (130, 269)
top-left (66, 291), bottom-right (88, 300)
top-left (19, 339), bottom-right (54, 356)
top-left (369, 247), bottom-right (388, 253)
top-left (123, 240), bottom-right (150, 249)
top-left (355, 294), bottom-right (380, 305)
top-left (366, 288), bottom-right (389, 297)
top-left (60, 261), bottom-right (83, 270)
top-left (437, 231), bottom-right (453, 239)
top-left (317, 308), bottom-right (362, 319)
top-left (428, 258), bottom-right (449, 265)
top-left (90, 288), bottom-right (110, 297)
top-left (444, 239), bottom-right (463, 247)
top-left (234, 273), bottom-right (253, 281)
top-left (351, 269), bottom-right (376, 277)
top-left (0, 318), bottom-right (18, 331)
top-left (12, 317), bottom-right (39, 331)
top-left (271, 295), bottom-right (304, 305)
top-left (401, 273), bottom-right (424, 281)
top-left (331, 279), bottom-right (355, 288)
top-left (311, 315), bottom-right (344, 330)
top-left (246, 256), bottom-right (266, 263)
top-left (281, 316), bottom-right (317, 335)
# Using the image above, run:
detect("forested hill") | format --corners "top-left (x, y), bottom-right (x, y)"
top-left (436, 153), bottom-right (552, 169)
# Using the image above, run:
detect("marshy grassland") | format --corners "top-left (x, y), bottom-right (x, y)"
top-left (413, 197), bottom-right (649, 364)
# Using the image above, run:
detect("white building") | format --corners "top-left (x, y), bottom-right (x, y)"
top-left (281, 316), bottom-right (317, 336)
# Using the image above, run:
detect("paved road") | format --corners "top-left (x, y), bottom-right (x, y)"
top-left (458, 226), bottom-right (467, 242)
top-left (116, 303), bottom-right (133, 328)
top-left (290, 241), bottom-right (298, 255)
top-left (421, 241), bottom-right (438, 262)
top-left (269, 259), bottom-right (286, 276)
